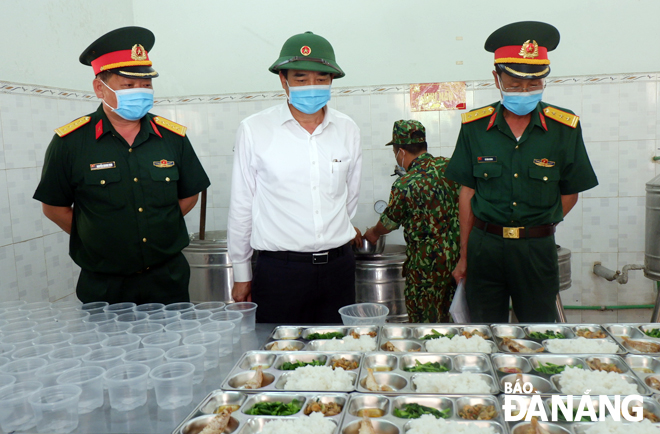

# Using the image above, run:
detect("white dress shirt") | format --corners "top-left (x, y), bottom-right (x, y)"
top-left (228, 102), bottom-right (362, 282)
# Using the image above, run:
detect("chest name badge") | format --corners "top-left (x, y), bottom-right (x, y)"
top-left (534, 158), bottom-right (555, 167)
top-left (153, 159), bottom-right (175, 168)
top-left (90, 161), bottom-right (116, 171)
top-left (477, 156), bottom-right (497, 163)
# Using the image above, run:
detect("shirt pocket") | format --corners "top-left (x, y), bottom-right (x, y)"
top-left (528, 166), bottom-right (560, 207)
top-left (83, 169), bottom-right (123, 210)
top-left (472, 163), bottom-right (502, 198)
top-left (148, 165), bottom-right (180, 207)
top-left (330, 160), bottom-right (350, 197)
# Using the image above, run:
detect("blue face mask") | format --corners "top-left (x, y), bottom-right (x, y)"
top-left (287, 82), bottom-right (331, 114)
top-left (501, 89), bottom-right (543, 116)
top-left (102, 81), bottom-right (154, 121)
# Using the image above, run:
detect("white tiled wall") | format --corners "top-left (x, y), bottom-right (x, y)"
top-left (1, 75), bottom-right (658, 323)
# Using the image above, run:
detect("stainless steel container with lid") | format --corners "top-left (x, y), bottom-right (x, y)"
top-left (354, 244), bottom-right (408, 323)
top-left (182, 230), bottom-right (234, 303)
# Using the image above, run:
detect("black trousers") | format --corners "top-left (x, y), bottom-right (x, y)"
top-left (76, 252), bottom-right (191, 305)
top-left (251, 244), bottom-right (356, 324)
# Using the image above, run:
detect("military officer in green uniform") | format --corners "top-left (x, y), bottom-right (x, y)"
top-left (445, 21), bottom-right (598, 323)
top-left (364, 120), bottom-right (460, 323)
top-left (33, 27), bottom-right (210, 304)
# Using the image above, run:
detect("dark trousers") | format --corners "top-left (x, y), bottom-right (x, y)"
top-left (465, 227), bottom-right (559, 323)
top-left (251, 244), bottom-right (356, 324)
top-left (76, 252), bottom-right (191, 304)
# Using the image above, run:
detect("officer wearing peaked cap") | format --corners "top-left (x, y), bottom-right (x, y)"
top-left (34, 26), bottom-right (210, 304)
top-left (445, 21), bottom-right (598, 323)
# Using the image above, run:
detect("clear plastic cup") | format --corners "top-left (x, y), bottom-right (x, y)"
top-left (0, 374), bottom-right (16, 391)
top-left (27, 308), bottom-right (61, 323)
top-left (198, 321), bottom-right (235, 356)
top-left (1, 331), bottom-right (40, 349)
top-left (48, 345), bottom-right (93, 363)
top-left (116, 311), bottom-right (148, 327)
top-left (56, 366), bottom-right (105, 414)
top-left (85, 312), bottom-right (117, 326)
top-left (338, 302), bottom-right (389, 325)
top-left (81, 301), bottom-right (108, 315)
top-left (135, 303), bottom-right (165, 315)
top-left (141, 332), bottom-right (181, 352)
top-left (0, 357), bottom-right (8, 368)
top-left (164, 319), bottom-right (201, 339)
top-left (130, 323), bottom-right (164, 340)
top-left (35, 359), bottom-right (82, 387)
top-left (64, 322), bottom-right (98, 336)
top-left (1, 320), bottom-right (39, 336)
top-left (182, 333), bottom-right (222, 370)
top-left (0, 300), bottom-right (27, 310)
top-left (0, 381), bottom-right (43, 432)
top-left (68, 332), bottom-right (107, 350)
top-left (101, 334), bottom-right (141, 353)
top-left (225, 302), bottom-right (258, 334)
top-left (148, 310), bottom-right (180, 327)
top-left (103, 302), bottom-right (136, 316)
top-left (0, 310), bottom-right (29, 321)
top-left (34, 321), bottom-right (68, 336)
top-left (19, 301), bottom-right (50, 312)
top-left (104, 363), bottom-right (149, 411)
top-left (12, 344), bottom-right (55, 360)
top-left (194, 301), bottom-right (226, 313)
top-left (180, 310), bottom-right (212, 324)
top-left (164, 302), bottom-right (194, 315)
top-left (0, 357), bottom-right (48, 382)
top-left (35, 332), bottom-right (73, 349)
top-left (149, 362), bottom-right (195, 409)
top-left (82, 347), bottom-right (126, 371)
top-left (51, 300), bottom-right (82, 312)
top-left (122, 347), bottom-right (164, 389)
top-left (58, 310), bottom-right (90, 324)
top-left (29, 384), bottom-right (82, 433)
top-left (164, 345), bottom-right (206, 385)
top-left (210, 311), bottom-right (242, 343)
top-left (97, 322), bottom-right (131, 336)
top-left (0, 344), bottom-right (15, 358)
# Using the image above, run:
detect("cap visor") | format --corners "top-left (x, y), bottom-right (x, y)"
top-left (270, 60), bottom-right (344, 78)
top-left (497, 63), bottom-right (550, 79)
top-left (110, 65), bottom-right (159, 78)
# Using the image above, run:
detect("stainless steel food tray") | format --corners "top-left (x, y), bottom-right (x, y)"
top-left (604, 323), bottom-right (660, 356)
top-left (356, 352), bottom-right (499, 395)
top-left (377, 324), bottom-right (497, 353)
top-left (491, 324), bottom-right (625, 354)
top-left (173, 390), bottom-right (349, 434)
top-left (262, 325), bottom-right (380, 352)
top-left (490, 353), bottom-right (649, 395)
top-left (624, 354), bottom-right (660, 394)
top-left (221, 350), bottom-right (362, 393)
top-left (341, 393), bottom-right (508, 434)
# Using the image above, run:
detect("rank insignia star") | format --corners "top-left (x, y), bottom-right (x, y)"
top-left (300, 45), bottom-right (311, 56)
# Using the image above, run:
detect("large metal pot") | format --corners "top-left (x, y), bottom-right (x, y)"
top-left (355, 244), bottom-right (408, 322)
top-left (182, 231), bottom-right (233, 303)
top-left (645, 174), bottom-right (660, 281)
top-left (557, 246), bottom-right (571, 292)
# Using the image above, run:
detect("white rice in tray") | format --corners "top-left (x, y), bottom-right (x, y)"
top-left (413, 372), bottom-right (491, 394)
top-left (283, 366), bottom-right (353, 391)
top-left (407, 414), bottom-right (497, 434)
top-left (546, 337), bottom-right (619, 353)
top-left (557, 366), bottom-right (639, 395)
top-left (425, 335), bottom-right (493, 353)
top-left (260, 411), bottom-right (335, 434)
top-left (584, 416), bottom-right (658, 434)
top-left (321, 335), bottom-right (376, 351)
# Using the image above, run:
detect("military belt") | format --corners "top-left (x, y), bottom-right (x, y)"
top-left (473, 217), bottom-right (555, 239)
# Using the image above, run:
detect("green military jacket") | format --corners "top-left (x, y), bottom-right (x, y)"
top-left (445, 101), bottom-right (598, 227)
top-left (380, 153), bottom-right (460, 269)
top-left (34, 105), bottom-right (210, 275)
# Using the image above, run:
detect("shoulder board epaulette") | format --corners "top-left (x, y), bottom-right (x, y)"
top-left (153, 116), bottom-right (187, 136)
top-left (461, 106), bottom-right (495, 124)
top-left (54, 116), bottom-right (91, 137)
top-left (542, 106), bottom-right (579, 128)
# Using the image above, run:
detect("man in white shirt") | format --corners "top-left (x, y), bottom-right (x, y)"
top-left (228, 31), bottom-right (362, 323)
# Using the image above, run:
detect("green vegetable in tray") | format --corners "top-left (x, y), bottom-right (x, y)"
top-left (535, 362), bottom-right (583, 375)
top-left (403, 360), bottom-right (450, 373)
top-left (420, 329), bottom-right (454, 340)
top-left (529, 330), bottom-right (566, 340)
top-left (306, 332), bottom-right (345, 340)
top-left (553, 406), bottom-right (595, 422)
top-left (394, 403), bottom-right (451, 419)
top-left (280, 360), bottom-right (325, 370)
top-left (645, 328), bottom-right (660, 338)
top-left (245, 399), bottom-right (303, 416)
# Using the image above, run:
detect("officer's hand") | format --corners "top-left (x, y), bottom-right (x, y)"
top-left (351, 226), bottom-right (363, 245)
top-left (452, 256), bottom-right (467, 283)
top-left (232, 281), bottom-right (252, 302)
top-left (364, 227), bottom-right (380, 244)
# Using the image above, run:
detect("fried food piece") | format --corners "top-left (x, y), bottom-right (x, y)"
top-left (643, 409), bottom-right (660, 422)
top-left (199, 410), bottom-right (231, 434)
top-left (622, 336), bottom-right (660, 353)
top-left (458, 404), bottom-right (497, 420)
top-left (529, 416), bottom-right (551, 434)
top-left (351, 331), bottom-right (360, 339)
top-left (513, 373), bottom-right (538, 393)
top-left (384, 341), bottom-right (397, 352)
top-left (350, 331), bottom-right (378, 339)
top-left (357, 408), bottom-right (385, 417)
top-left (365, 368), bottom-right (393, 392)
top-left (576, 329), bottom-right (607, 339)
top-left (244, 366), bottom-right (263, 389)
top-left (647, 376), bottom-right (660, 390)
top-left (331, 357), bottom-right (359, 370)
top-left (358, 415), bottom-right (377, 434)
top-left (499, 367), bottom-right (523, 374)
top-left (269, 342), bottom-right (297, 351)
top-left (462, 330), bottom-right (488, 339)
top-left (586, 358), bottom-right (623, 373)
top-left (303, 400), bottom-right (343, 417)
top-left (502, 337), bottom-right (543, 353)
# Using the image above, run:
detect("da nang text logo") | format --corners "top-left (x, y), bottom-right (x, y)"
top-left (502, 383), bottom-right (643, 422)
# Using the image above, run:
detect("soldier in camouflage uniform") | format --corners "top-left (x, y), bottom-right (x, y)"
top-left (364, 120), bottom-right (460, 323)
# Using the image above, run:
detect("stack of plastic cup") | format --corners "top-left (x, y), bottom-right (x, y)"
top-left (198, 322), bottom-right (235, 356)
top-left (210, 311), bottom-right (242, 343)
top-left (149, 362), bottom-right (195, 409)
top-left (57, 366), bottom-right (106, 414)
top-left (194, 301), bottom-right (226, 313)
top-left (225, 302), bottom-right (258, 334)
top-left (0, 381), bottom-right (43, 432)
top-left (104, 363), bottom-right (149, 411)
top-left (183, 333), bottom-right (222, 369)
top-left (35, 359), bottom-right (82, 387)
top-left (141, 332), bottom-right (181, 352)
top-left (164, 320), bottom-right (201, 340)
top-left (164, 345), bottom-right (206, 384)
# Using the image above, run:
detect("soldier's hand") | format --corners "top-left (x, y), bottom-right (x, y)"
top-left (232, 281), bottom-right (252, 302)
top-left (364, 227), bottom-right (380, 244)
top-left (452, 256), bottom-right (467, 283)
top-left (351, 226), bottom-right (363, 245)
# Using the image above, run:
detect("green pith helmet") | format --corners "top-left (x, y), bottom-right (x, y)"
top-left (386, 120), bottom-right (426, 146)
top-left (268, 31), bottom-right (345, 78)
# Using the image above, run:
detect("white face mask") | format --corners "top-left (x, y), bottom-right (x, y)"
top-left (393, 149), bottom-right (406, 177)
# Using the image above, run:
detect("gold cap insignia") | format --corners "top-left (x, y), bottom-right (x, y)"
top-left (519, 40), bottom-right (539, 59)
top-left (131, 44), bottom-right (147, 61)
top-left (300, 45), bottom-right (311, 56)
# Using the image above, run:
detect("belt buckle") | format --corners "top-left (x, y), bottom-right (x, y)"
top-left (503, 227), bottom-right (521, 239)
top-left (312, 252), bottom-right (329, 265)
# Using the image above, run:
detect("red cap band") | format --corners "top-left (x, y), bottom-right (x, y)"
top-left (91, 48), bottom-right (152, 75)
top-left (494, 44), bottom-right (549, 65)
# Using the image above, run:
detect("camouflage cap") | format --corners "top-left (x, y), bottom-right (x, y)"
top-left (385, 120), bottom-right (426, 146)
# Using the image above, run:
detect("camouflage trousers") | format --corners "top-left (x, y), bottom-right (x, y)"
top-left (404, 260), bottom-right (457, 323)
